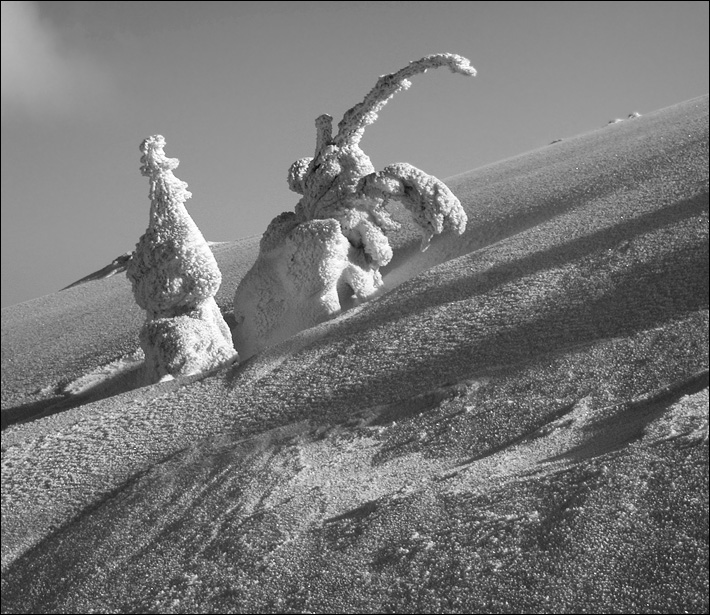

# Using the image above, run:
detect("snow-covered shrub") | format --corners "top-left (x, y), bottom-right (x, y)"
top-left (127, 135), bottom-right (237, 381)
top-left (233, 53), bottom-right (475, 358)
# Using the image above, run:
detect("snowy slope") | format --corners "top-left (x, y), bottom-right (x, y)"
top-left (1, 96), bottom-right (708, 613)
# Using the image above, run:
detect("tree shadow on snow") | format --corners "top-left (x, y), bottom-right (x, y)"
top-left (348, 191), bottom-right (709, 336)
top-left (1, 363), bottom-right (147, 430)
top-left (226, 192), bottom-right (708, 450)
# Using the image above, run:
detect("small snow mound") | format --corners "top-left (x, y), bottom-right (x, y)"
top-left (61, 349), bottom-right (145, 396)
top-left (644, 388), bottom-right (709, 445)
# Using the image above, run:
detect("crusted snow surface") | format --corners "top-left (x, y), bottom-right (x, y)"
top-left (61, 349), bottom-right (145, 396)
top-left (1, 94), bottom-right (707, 615)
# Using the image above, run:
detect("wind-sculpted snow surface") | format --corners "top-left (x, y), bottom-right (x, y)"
top-left (1, 95), bottom-right (708, 614)
top-left (127, 135), bottom-right (237, 381)
top-left (234, 53), bottom-right (475, 357)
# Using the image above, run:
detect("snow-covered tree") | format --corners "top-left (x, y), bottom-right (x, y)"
top-left (127, 135), bottom-right (237, 381)
top-left (234, 54), bottom-right (475, 358)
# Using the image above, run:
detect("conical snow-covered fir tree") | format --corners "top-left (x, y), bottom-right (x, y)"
top-left (127, 135), bottom-right (237, 382)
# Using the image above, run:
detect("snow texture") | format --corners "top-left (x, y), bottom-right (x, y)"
top-left (127, 135), bottom-right (236, 380)
top-left (1, 96), bottom-right (707, 614)
top-left (234, 54), bottom-right (474, 357)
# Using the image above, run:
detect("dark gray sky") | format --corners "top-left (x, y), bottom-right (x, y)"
top-left (2, 1), bottom-right (708, 307)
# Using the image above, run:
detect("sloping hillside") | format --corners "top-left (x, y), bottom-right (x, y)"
top-left (1, 95), bottom-right (708, 614)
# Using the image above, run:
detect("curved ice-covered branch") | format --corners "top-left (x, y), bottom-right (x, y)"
top-left (315, 114), bottom-right (334, 155)
top-left (335, 53), bottom-right (476, 147)
top-left (358, 162), bottom-right (468, 250)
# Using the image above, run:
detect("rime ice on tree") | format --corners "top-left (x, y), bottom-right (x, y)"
top-left (233, 54), bottom-right (475, 358)
top-left (127, 135), bottom-right (237, 382)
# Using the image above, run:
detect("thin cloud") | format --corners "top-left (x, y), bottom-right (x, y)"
top-left (1, 0), bottom-right (113, 120)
